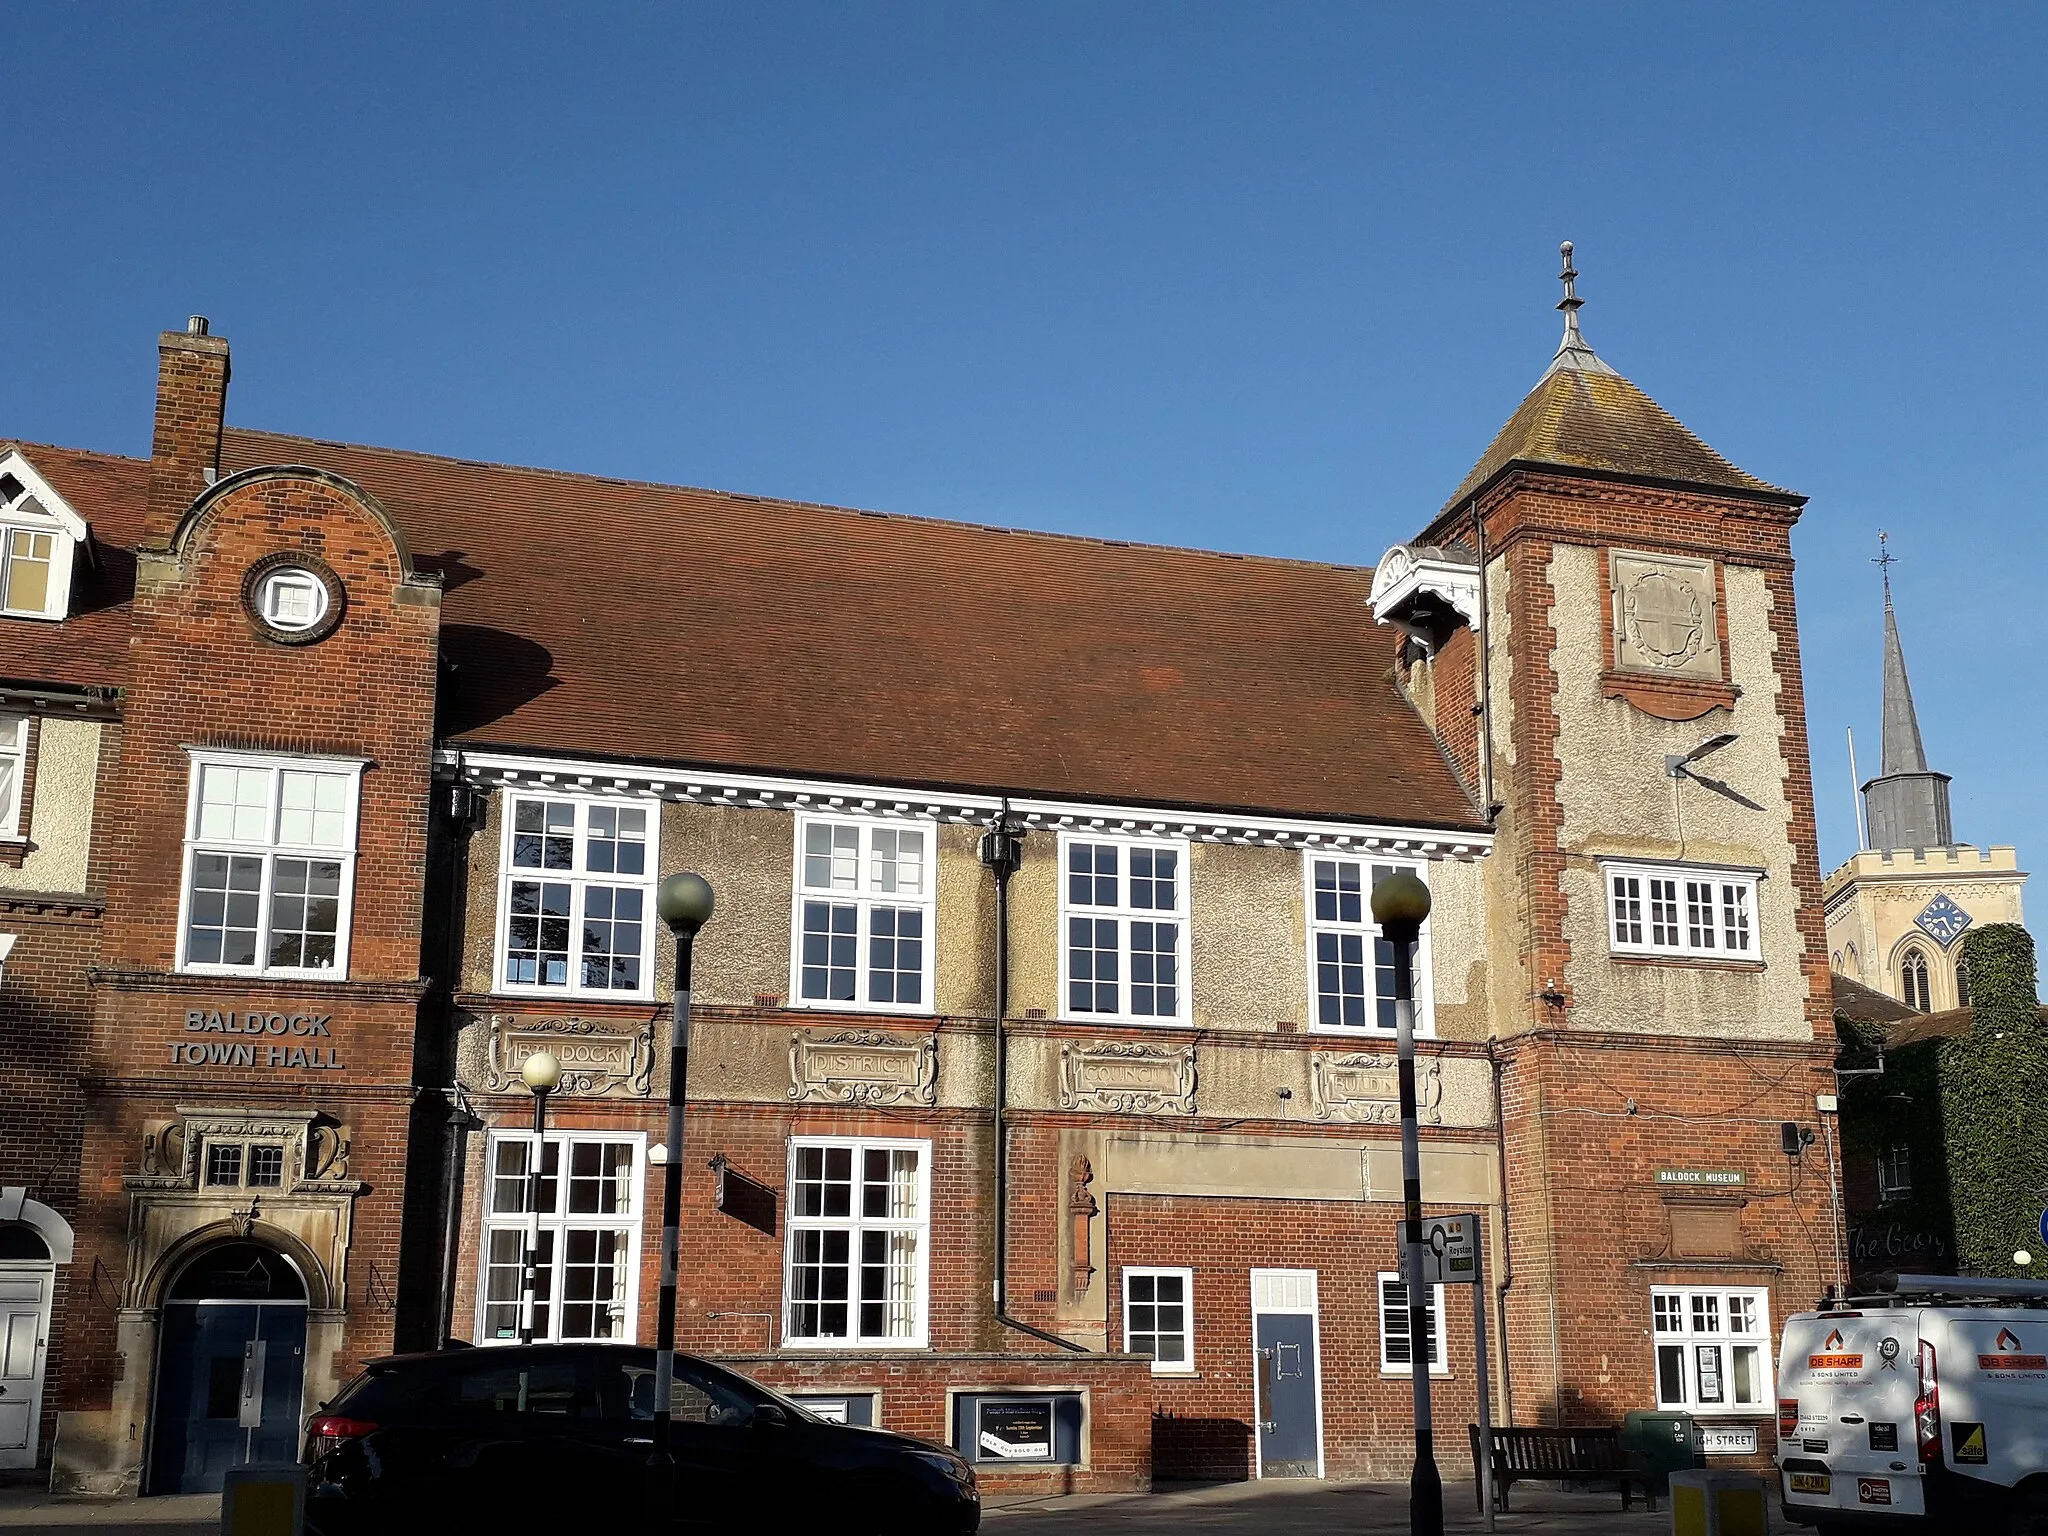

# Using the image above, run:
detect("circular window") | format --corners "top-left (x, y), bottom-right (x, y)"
top-left (258, 568), bottom-right (329, 631)
top-left (242, 553), bottom-right (345, 644)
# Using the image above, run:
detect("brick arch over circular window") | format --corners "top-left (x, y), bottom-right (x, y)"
top-left (166, 463), bottom-right (421, 579)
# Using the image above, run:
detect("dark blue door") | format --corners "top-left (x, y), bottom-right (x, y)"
top-left (149, 1302), bottom-right (307, 1493)
top-left (1254, 1313), bottom-right (1319, 1477)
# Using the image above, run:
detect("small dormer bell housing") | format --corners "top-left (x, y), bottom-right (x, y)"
top-left (1368, 541), bottom-right (1480, 656)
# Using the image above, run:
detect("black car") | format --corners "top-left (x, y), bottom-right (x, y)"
top-left (301, 1344), bottom-right (979, 1535)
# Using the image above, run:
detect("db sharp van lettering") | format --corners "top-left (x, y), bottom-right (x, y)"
top-left (1808, 1329), bottom-right (1865, 1371)
top-left (1977, 1326), bottom-right (2048, 1375)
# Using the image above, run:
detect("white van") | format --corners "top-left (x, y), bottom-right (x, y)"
top-left (1777, 1275), bottom-right (2048, 1532)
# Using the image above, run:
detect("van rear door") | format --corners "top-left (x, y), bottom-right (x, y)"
top-left (1929, 1310), bottom-right (2048, 1491)
top-left (1778, 1312), bottom-right (1924, 1518)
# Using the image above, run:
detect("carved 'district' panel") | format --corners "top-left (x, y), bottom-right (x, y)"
top-left (788, 1029), bottom-right (938, 1107)
top-left (485, 1015), bottom-right (654, 1098)
top-left (1056, 1040), bottom-right (1197, 1116)
top-left (1309, 1051), bottom-right (1442, 1125)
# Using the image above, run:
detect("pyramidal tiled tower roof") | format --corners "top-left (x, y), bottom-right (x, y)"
top-left (1443, 244), bottom-right (1798, 513)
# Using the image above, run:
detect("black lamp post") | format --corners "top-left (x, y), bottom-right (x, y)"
top-left (650, 871), bottom-right (715, 1466)
top-left (517, 1048), bottom-right (562, 1345)
top-left (1372, 870), bottom-right (1440, 1536)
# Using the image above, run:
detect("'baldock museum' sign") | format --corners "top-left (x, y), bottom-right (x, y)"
top-left (167, 1009), bottom-right (346, 1071)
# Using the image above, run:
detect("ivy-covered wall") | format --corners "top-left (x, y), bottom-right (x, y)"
top-left (1939, 924), bottom-right (2048, 1277)
top-left (1837, 1017), bottom-right (1955, 1281)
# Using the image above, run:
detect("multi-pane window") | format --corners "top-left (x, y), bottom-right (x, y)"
top-left (1306, 857), bottom-right (1432, 1034)
top-left (498, 797), bottom-right (655, 996)
top-left (784, 1138), bottom-right (929, 1347)
top-left (1378, 1274), bottom-right (1447, 1374)
top-left (1878, 1140), bottom-right (1913, 1203)
top-left (479, 1133), bottom-right (643, 1344)
top-left (1060, 836), bottom-right (1189, 1022)
top-left (1123, 1268), bottom-right (1194, 1373)
top-left (791, 818), bottom-right (936, 1012)
top-left (203, 1140), bottom-right (288, 1189)
top-left (180, 755), bottom-right (362, 976)
top-left (1606, 864), bottom-right (1759, 961)
top-left (1651, 1287), bottom-right (1770, 1414)
top-left (0, 716), bottom-right (26, 838)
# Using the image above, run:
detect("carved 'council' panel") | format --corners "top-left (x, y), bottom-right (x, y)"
top-left (1057, 1040), bottom-right (1197, 1116)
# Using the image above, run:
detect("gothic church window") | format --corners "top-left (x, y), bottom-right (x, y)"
top-left (1899, 948), bottom-right (1931, 1012)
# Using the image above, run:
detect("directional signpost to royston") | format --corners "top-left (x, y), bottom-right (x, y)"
top-left (1398, 1213), bottom-right (1497, 1529)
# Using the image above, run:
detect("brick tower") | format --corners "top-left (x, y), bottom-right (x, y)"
top-left (1375, 245), bottom-right (1839, 1452)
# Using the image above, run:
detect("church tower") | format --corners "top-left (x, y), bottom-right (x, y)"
top-left (1823, 549), bottom-right (2027, 1010)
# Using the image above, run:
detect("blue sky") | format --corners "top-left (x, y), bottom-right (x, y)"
top-left (6, 4), bottom-right (2043, 880)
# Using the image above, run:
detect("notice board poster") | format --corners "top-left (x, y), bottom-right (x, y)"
top-left (977, 1398), bottom-right (1054, 1460)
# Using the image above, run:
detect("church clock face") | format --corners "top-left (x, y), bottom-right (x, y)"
top-left (1622, 569), bottom-right (1706, 669)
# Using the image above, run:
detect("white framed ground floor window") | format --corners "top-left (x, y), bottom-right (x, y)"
top-left (1650, 1285), bottom-right (1772, 1414)
top-left (478, 1130), bottom-right (644, 1343)
top-left (783, 1137), bottom-right (931, 1348)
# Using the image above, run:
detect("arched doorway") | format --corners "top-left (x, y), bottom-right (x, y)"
top-left (146, 1242), bottom-right (308, 1494)
top-left (0, 1222), bottom-right (55, 1471)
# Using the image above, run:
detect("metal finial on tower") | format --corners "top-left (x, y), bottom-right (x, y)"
top-left (1544, 239), bottom-right (1616, 377)
top-left (1874, 530), bottom-right (1897, 606)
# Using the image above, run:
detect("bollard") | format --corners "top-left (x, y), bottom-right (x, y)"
top-left (1668, 1468), bottom-right (1766, 1536)
top-left (220, 1462), bottom-right (306, 1536)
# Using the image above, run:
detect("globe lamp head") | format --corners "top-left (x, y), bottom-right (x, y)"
top-left (521, 1049), bottom-right (563, 1094)
top-left (1370, 870), bottom-right (1432, 933)
top-left (657, 871), bottom-right (716, 934)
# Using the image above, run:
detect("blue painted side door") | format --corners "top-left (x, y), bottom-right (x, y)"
top-left (1254, 1313), bottom-right (1319, 1477)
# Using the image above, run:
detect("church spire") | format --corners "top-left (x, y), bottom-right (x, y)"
top-left (1863, 533), bottom-right (1953, 849)
top-left (1545, 241), bottom-right (1619, 378)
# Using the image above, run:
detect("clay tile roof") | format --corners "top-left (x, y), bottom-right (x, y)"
top-left (0, 442), bottom-right (147, 694)
top-left (1442, 364), bottom-right (1798, 514)
top-left (171, 429), bottom-right (1489, 831)
top-left (1832, 973), bottom-right (1921, 1025)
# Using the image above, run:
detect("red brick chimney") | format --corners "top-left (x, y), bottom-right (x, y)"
top-left (142, 316), bottom-right (231, 551)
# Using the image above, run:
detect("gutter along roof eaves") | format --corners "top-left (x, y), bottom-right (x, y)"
top-left (438, 745), bottom-right (1496, 856)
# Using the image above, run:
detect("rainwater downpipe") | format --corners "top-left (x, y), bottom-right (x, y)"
top-left (1486, 1039), bottom-right (1516, 1425)
top-left (1471, 495), bottom-right (1498, 820)
top-left (981, 805), bottom-right (1088, 1354)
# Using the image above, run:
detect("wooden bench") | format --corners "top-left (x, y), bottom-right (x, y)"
top-left (1466, 1424), bottom-right (1659, 1513)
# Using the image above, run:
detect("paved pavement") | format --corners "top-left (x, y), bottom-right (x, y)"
top-left (0, 1479), bottom-right (1695, 1534)
top-left (985, 1479), bottom-right (1679, 1534)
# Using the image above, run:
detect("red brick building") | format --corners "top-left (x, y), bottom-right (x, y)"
top-left (0, 258), bottom-right (1836, 1496)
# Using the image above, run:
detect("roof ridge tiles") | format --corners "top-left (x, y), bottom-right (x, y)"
top-left (222, 427), bottom-right (1374, 576)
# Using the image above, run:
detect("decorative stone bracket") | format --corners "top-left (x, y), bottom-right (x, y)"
top-left (788, 1028), bottom-right (938, 1107)
top-left (1056, 1040), bottom-right (1198, 1116)
top-left (1309, 1052), bottom-right (1442, 1125)
top-left (485, 1014), bottom-right (653, 1098)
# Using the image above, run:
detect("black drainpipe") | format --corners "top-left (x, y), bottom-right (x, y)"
top-left (980, 804), bottom-right (1087, 1354)
top-left (1487, 1037), bottom-right (1516, 1423)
